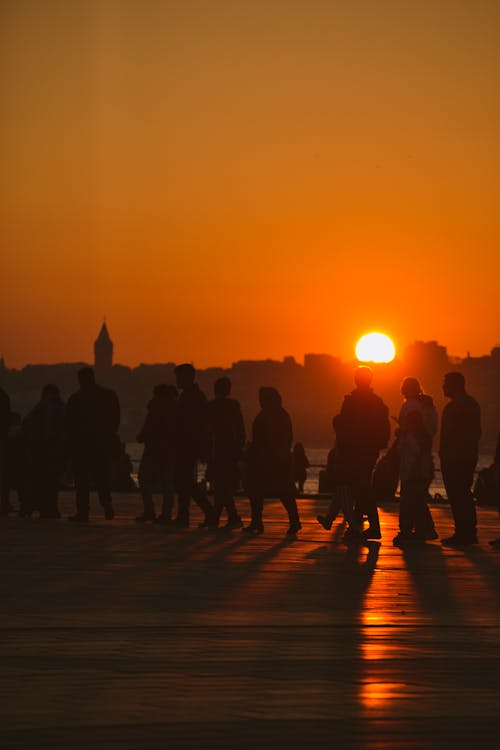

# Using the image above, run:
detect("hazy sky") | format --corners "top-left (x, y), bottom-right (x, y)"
top-left (1, 0), bottom-right (499, 367)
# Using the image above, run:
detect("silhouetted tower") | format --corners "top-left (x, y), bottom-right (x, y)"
top-left (94, 321), bottom-right (113, 373)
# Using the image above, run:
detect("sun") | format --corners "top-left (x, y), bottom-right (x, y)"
top-left (356, 332), bottom-right (395, 363)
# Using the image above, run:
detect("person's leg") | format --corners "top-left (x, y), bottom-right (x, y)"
top-left (243, 494), bottom-right (264, 532)
top-left (357, 459), bottom-right (380, 537)
top-left (72, 457), bottom-right (90, 520)
top-left (137, 455), bottom-right (156, 520)
top-left (192, 476), bottom-right (215, 526)
top-left (282, 493), bottom-right (301, 533)
top-left (93, 454), bottom-right (114, 519)
top-left (338, 484), bottom-right (355, 527)
top-left (398, 480), bottom-right (414, 536)
top-left (174, 457), bottom-right (192, 526)
top-left (317, 492), bottom-right (341, 530)
top-left (413, 478), bottom-right (437, 538)
top-left (40, 465), bottom-right (60, 518)
top-left (160, 463), bottom-right (175, 521)
top-left (215, 474), bottom-right (241, 527)
top-left (442, 464), bottom-right (476, 542)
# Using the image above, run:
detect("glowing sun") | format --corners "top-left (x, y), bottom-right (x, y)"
top-left (356, 332), bottom-right (395, 363)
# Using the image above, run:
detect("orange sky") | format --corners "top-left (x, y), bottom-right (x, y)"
top-left (1, 0), bottom-right (499, 368)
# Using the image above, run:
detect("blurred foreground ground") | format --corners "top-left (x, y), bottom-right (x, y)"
top-left (1, 493), bottom-right (499, 749)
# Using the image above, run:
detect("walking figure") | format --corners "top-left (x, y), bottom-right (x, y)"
top-left (172, 364), bottom-right (214, 528)
top-left (206, 377), bottom-right (246, 529)
top-left (243, 387), bottom-right (301, 536)
top-left (136, 384), bottom-right (177, 523)
top-left (393, 377), bottom-right (438, 546)
top-left (329, 366), bottom-right (390, 541)
top-left (66, 367), bottom-right (120, 522)
top-left (24, 384), bottom-right (66, 519)
top-left (440, 372), bottom-right (481, 547)
top-left (0, 386), bottom-right (11, 515)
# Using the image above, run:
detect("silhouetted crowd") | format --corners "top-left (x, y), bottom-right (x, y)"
top-left (1, 364), bottom-right (499, 549)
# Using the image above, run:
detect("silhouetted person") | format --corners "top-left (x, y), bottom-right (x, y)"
top-left (331, 366), bottom-right (390, 541)
top-left (393, 377), bottom-right (438, 546)
top-left (243, 387), bottom-right (301, 536)
top-left (173, 363), bottom-right (214, 528)
top-left (136, 384), bottom-right (177, 522)
top-left (66, 367), bottom-right (120, 522)
top-left (24, 384), bottom-right (66, 519)
top-left (0, 386), bottom-right (11, 515)
top-left (1, 412), bottom-right (29, 516)
top-left (489, 431), bottom-right (500, 550)
top-left (439, 371), bottom-right (481, 547)
top-left (206, 377), bottom-right (245, 529)
top-left (292, 443), bottom-right (310, 494)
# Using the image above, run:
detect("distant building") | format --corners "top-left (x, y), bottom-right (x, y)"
top-left (94, 322), bottom-right (113, 372)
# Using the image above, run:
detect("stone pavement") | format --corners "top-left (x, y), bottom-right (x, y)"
top-left (1, 493), bottom-right (499, 748)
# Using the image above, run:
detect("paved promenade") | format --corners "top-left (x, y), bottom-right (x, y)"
top-left (1, 493), bottom-right (499, 748)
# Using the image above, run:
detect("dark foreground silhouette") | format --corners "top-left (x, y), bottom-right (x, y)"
top-left (1, 365), bottom-right (498, 549)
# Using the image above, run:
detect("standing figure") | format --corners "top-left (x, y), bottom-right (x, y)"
top-left (332, 366), bottom-right (390, 541)
top-left (1, 412), bottom-right (29, 516)
top-left (292, 443), bottom-right (310, 495)
top-left (206, 377), bottom-right (246, 530)
top-left (440, 372), bottom-right (481, 547)
top-left (243, 387), bottom-right (301, 536)
top-left (66, 367), bottom-right (120, 522)
top-left (393, 377), bottom-right (438, 545)
top-left (173, 363), bottom-right (214, 528)
top-left (0, 386), bottom-right (11, 515)
top-left (136, 384), bottom-right (177, 522)
top-left (489, 432), bottom-right (500, 550)
top-left (24, 384), bottom-right (66, 519)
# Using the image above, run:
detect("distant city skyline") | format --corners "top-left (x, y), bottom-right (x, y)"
top-left (1, 319), bottom-right (499, 371)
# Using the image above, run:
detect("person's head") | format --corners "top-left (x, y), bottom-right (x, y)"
top-left (443, 371), bottom-right (466, 399)
top-left (401, 376), bottom-right (422, 400)
top-left (174, 363), bottom-right (195, 390)
top-left (293, 442), bottom-right (305, 455)
top-left (259, 386), bottom-right (282, 410)
top-left (42, 383), bottom-right (61, 401)
top-left (354, 365), bottom-right (373, 390)
top-left (214, 377), bottom-right (231, 398)
top-left (77, 367), bottom-right (95, 391)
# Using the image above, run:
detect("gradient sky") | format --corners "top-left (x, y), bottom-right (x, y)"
top-left (1, 0), bottom-right (499, 367)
